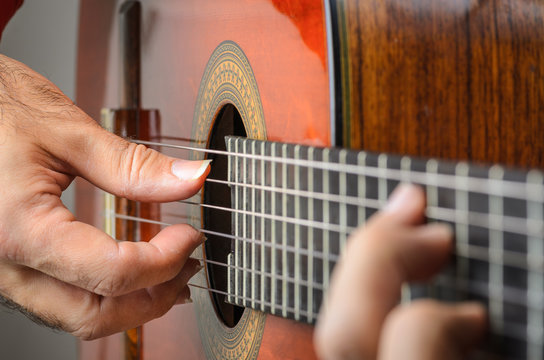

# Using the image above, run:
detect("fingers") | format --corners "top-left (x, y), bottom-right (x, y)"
top-left (46, 118), bottom-right (210, 202)
top-left (315, 184), bottom-right (453, 359)
top-left (83, 258), bottom-right (202, 338)
top-left (0, 55), bottom-right (209, 337)
top-left (382, 183), bottom-right (427, 225)
top-left (0, 258), bottom-right (203, 339)
top-left (0, 57), bottom-right (209, 203)
top-left (19, 216), bottom-right (205, 297)
top-left (379, 300), bottom-right (487, 360)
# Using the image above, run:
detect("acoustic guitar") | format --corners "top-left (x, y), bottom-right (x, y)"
top-left (76, 0), bottom-right (544, 359)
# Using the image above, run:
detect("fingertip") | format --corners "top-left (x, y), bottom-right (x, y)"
top-left (455, 302), bottom-right (487, 320)
top-left (171, 159), bottom-right (212, 181)
top-left (175, 286), bottom-right (192, 305)
top-left (417, 222), bottom-right (454, 247)
top-left (383, 184), bottom-right (426, 224)
top-left (156, 223), bottom-right (200, 240)
top-left (151, 224), bottom-right (205, 256)
top-left (452, 302), bottom-right (488, 346)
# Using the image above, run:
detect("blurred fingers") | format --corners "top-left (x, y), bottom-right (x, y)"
top-left (379, 300), bottom-right (487, 360)
top-left (315, 184), bottom-right (453, 359)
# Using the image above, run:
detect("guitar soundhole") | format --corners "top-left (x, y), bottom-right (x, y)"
top-left (203, 104), bottom-right (246, 328)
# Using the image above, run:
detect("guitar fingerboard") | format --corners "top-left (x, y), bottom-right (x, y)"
top-left (225, 136), bottom-right (544, 359)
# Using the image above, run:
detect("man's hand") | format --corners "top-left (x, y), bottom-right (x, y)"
top-left (0, 54), bottom-right (209, 339)
top-left (315, 184), bottom-right (487, 360)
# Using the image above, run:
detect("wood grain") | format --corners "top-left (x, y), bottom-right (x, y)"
top-left (339, 0), bottom-right (544, 169)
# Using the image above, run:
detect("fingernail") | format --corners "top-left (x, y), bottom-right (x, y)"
top-left (175, 289), bottom-right (194, 305)
top-left (384, 183), bottom-right (417, 213)
top-left (172, 159), bottom-right (212, 181)
top-left (176, 297), bottom-right (193, 305)
top-left (457, 302), bottom-right (487, 318)
top-left (198, 232), bottom-right (208, 243)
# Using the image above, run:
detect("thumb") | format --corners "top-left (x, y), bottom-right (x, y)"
top-left (54, 118), bottom-right (211, 202)
top-left (379, 300), bottom-right (487, 360)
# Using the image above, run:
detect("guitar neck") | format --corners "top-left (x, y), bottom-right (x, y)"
top-left (223, 136), bottom-right (544, 359)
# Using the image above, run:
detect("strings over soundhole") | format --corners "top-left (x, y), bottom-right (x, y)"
top-left (203, 104), bottom-right (246, 328)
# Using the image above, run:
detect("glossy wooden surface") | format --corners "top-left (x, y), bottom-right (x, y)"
top-left (77, 0), bottom-right (329, 358)
top-left (338, 0), bottom-right (544, 169)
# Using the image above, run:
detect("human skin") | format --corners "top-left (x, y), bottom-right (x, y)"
top-left (0, 54), bottom-right (210, 340)
top-left (315, 184), bottom-right (488, 360)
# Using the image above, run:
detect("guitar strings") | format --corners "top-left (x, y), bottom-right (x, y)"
top-left (113, 212), bottom-right (543, 273)
top-left (114, 213), bottom-right (339, 262)
top-left (182, 254), bottom-right (544, 312)
top-left (132, 138), bottom-right (544, 248)
top-left (186, 282), bottom-right (316, 319)
top-left (112, 212), bottom-right (544, 343)
top-left (185, 281), bottom-right (535, 344)
top-left (134, 139), bottom-right (544, 202)
top-left (190, 257), bottom-right (325, 291)
top-left (115, 210), bottom-right (544, 330)
top-left (182, 184), bottom-right (542, 238)
top-left (179, 199), bottom-right (357, 234)
top-left (116, 138), bottom-right (544, 347)
top-left (177, 194), bottom-right (542, 263)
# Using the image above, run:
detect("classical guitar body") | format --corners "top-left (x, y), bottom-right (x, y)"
top-left (75, 0), bottom-right (544, 359)
top-left (78, 0), bottom-right (327, 359)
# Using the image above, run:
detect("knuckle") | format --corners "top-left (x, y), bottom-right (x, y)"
top-left (90, 271), bottom-right (129, 297)
top-left (119, 143), bottom-right (159, 199)
top-left (63, 296), bottom-right (103, 340)
top-left (72, 322), bottom-right (99, 341)
top-left (91, 278), bottom-right (117, 297)
top-left (89, 244), bottom-right (138, 297)
top-left (150, 299), bottom-right (172, 319)
top-left (138, 290), bottom-right (171, 322)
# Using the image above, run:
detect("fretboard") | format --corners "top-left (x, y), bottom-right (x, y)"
top-left (224, 136), bottom-right (544, 359)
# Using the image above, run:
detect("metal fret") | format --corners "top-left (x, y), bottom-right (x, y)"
top-left (426, 160), bottom-right (439, 299)
top-left (270, 142), bottom-right (277, 315)
top-left (242, 140), bottom-right (249, 307)
top-left (234, 138), bottom-right (241, 305)
top-left (294, 145), bottom-right (302, 321)
top-left (378, 154), bottom-right (388, 206)
top-left (426, 160), bottom-right (439, 209)
top-left (400, 156), bottom-right (412, 304)
top-left (489, 166), bottom-right (504, 334)
top-left (227, 137), bottom-right (234, 304)
top-left (339, 150), bottom-right (348, 253)
top-left (250, 140), bottom-right (256, 309)
top-left (281, 143), bottom-right (289, 318)
top-left (307, 147), bottom-right (315, 323)
top-left (527, 170), bottom-right (543, 360)
top-left (455, 163), bottom-right (470, 300)
top-left (260, 141), bottom-right (266, 312)
top-left (323, 149), bottom-right (331, 295)
top-left (357, 153), bottom-right (367, 225)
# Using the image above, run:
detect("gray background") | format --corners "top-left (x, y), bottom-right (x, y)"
top-left (0, 0), bottom-right (80, 359)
